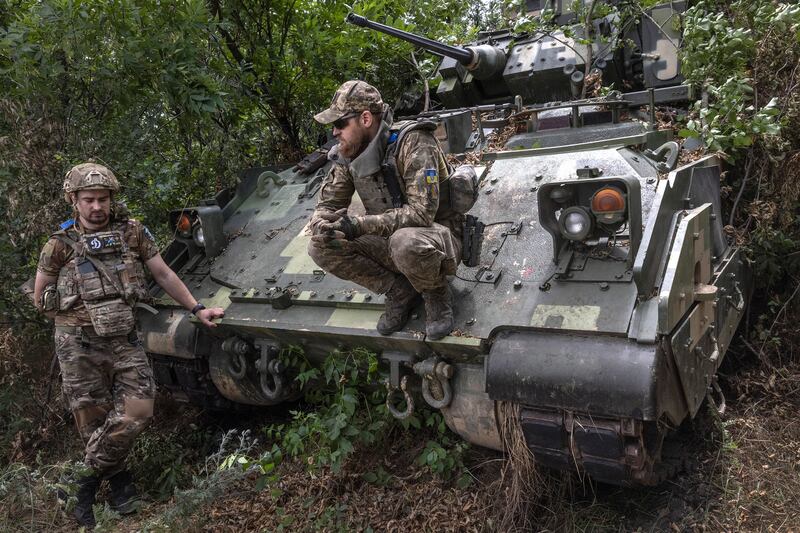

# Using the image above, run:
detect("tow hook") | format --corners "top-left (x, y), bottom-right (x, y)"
top-left (382, 351), bottom-right (415, 420)
top-left (413, 357), bottom-right (454, 409)
top-left (386, 375), bottom-right (414, 420)
top-left (254, 342), bottom-right (285, 401)
top-left (221, 337), bottom-right (249, 380)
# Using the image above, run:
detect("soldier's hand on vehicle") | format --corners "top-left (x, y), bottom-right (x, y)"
top-left (196, 307), bottom-right (225, 328)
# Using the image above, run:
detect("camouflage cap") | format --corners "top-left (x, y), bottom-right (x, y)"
top-left (63, 162), bottom-right (120, 202)
top-left (314, 80), bottom-right (384, 124)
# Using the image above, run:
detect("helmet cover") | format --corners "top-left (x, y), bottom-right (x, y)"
top-left (63, 162), bottom-right (120, 202)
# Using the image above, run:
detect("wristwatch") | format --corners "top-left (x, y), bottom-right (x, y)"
top-left (190, 303), bottom-right (206, 315)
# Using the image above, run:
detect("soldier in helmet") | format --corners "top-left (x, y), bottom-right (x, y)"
top-left (33, 162), bottom-right (225, 527)
top-left (307, 80), bottom-right (463, 339)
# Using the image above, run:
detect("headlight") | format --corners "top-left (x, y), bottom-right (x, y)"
top-left (193, 225), bottom-right (205, 247)
top-left (559, 206), bottom-right (593, 241)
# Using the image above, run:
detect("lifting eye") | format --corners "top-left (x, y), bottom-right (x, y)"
top-left (177, 213), bottom-right (192, 236)
top-left (590, 187), bottom-right (626, 225)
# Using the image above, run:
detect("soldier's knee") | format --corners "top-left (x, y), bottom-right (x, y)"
top-left (389, 229), bottom-right (440, 269)
top-left (307, 238), bottom-right (326, 266)
top-left (388, 228), bottom-right (418, 256)
top-left (122, 397), bottom-right (153, 432)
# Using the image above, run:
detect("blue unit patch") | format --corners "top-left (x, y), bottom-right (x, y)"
top-left (143, 226), bottom-right (156, 242)
top-left (388, 132), bottom-right (399, 144)
top-left (59, 218), bottom-right (75, 230)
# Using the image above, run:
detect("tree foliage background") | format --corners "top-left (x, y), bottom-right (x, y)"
top-left (0, 0), bottom-right (473, 325)
top-left (1, 0), bottom-right (800, 530)
top-left (1, 0), bottom-right (798, 353)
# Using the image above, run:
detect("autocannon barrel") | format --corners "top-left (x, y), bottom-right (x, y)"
top-left (346, 13), bottom-right (475, 65)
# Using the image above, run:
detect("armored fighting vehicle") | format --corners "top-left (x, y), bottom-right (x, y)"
top-left (140, 1), bottom-right (750, 486)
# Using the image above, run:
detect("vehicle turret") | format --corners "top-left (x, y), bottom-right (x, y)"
top-left (347, 4), bottom-right (685, 108)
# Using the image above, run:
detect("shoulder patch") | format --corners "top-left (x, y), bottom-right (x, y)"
top-left (142, 226), bottom-right (156, 242)
top-left (424, 168), bottom-right (439, 199)
top-left (59, 218), bottom-right (75, 230)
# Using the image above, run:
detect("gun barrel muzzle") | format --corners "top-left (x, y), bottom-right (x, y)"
top-left (346, 13), bottom-right (474, 66)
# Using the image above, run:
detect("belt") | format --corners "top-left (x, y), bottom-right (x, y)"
top-left (54, 325), bottom-right (93, 335)
top-left (55, 325), bottom-right (139, 343)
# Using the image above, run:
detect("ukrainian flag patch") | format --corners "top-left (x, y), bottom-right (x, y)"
top-left (424, 168), bottom-right (439, 199)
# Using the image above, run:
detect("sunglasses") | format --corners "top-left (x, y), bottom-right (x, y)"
top-left (332, 112), bottom-right (360, 130)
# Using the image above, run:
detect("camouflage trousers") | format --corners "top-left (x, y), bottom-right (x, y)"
top-left (307, 223), bottom-right (461, 294)
top-left (55, 325), bottom-right (155, 477)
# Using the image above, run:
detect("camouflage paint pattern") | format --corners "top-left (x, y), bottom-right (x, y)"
top-left (55, 326), bottom-right (155, 477)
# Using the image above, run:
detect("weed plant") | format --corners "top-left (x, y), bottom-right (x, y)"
top-left (222, 348), bottom-right (472, 493)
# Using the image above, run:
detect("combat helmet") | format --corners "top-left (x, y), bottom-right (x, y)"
top-left (63, 162), bottom-right (120, 202)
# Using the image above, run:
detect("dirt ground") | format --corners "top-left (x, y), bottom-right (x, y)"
top-left (167, 359), bottom-right (800, 532)
top-left (5, 342), bottom-right (797, 533)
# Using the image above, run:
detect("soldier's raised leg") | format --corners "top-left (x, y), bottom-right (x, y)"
top-left (307, 234), bottom-right (421, 334)
top-left (389, 224), bottom-right (461, 340)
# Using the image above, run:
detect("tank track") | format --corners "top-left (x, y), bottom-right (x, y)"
top-left (520, 408), bottom-right (676, 486)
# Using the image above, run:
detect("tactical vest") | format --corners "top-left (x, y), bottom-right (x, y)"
top-left (53, 221), bottom-right (149, 336)
top-left (383, 120), bottom-right (478, 217)
top-left (384, 121), bottom-right (483, 266)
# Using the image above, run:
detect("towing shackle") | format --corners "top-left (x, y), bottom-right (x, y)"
top-left (385, 375), bottom-right (414, 420)
top-left (254, 342), bottom-right (285, 401)
top-left (221, 337), bottom-right (249, 380)
top-left (413, 357), bottom-right (454, 409)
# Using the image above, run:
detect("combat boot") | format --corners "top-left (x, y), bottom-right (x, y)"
top-left (108, 470), bottom-right (139, 515)
top-left (377, 276), bottom-right (420, 335)
top-left (72, 473), bottom-right (100, 528)
top-left (423, 285), bottom-right (454, 340)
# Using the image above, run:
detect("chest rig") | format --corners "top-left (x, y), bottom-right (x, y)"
top-left (54, 221), bottom-right (149, 336)
top-left (382, 120), bottom-right (479, 216)
top-left (382, 121), bottom-right (484, 266)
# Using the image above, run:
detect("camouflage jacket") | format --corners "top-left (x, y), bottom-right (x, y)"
top-left (312, 119), bottom-right (460, 237)
top-left (37, 218), bottom-right (159, 326)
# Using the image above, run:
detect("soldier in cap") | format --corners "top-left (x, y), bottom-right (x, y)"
top-left (33, 162), bottom-right (225, 527)
top-left (308, 80), bottom-right (462, 339)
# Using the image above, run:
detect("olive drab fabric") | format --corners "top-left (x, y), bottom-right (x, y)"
top-left (41, 161), bottom-right (161, 484)
top-left (375, 119), bottom-right (480, 216)
top-left (308, 225), bottom-right (461, 295)
top-left (37, 219), bottom-right (158, 329)
top-left (39, 217), bottom-right (158, 477)
top-left (314, 120), bottom-right (460, 238)
top-left (443, 164), bottom-right (480, 215)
